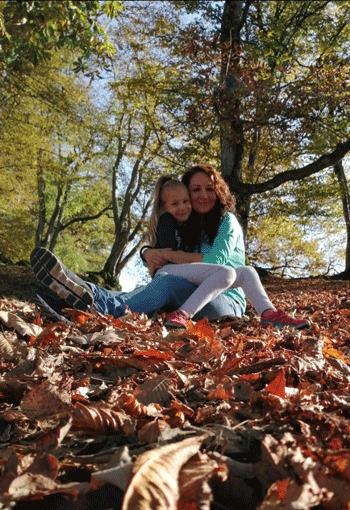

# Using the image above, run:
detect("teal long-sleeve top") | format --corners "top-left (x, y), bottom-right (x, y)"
top-left (200, 212), bottom-right (246, 312)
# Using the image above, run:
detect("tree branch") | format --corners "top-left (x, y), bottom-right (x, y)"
top-left (229, 137), bottom-right (350, 195)
top-left (59, 203), bottom-right (113, 231)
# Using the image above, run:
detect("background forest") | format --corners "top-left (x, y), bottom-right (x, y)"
top-left (1, 0), bottom-right (350, 290)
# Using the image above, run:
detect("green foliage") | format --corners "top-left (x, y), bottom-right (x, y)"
top-left (247, 216), bottom-right (328, 277)
top-left (0, 0), bottom-right (122, 72)
top-left (1, 0), bottom-right (349, 280)
top-left (247, 169), bottom-right (345, 276)
top-left (169, 0), bottom-right (350, 274)
top-left (99, 3), bottom-right (218, 276)
top-left (0, 48), bottom-right (115, 265)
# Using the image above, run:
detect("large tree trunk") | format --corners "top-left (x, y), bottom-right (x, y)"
top-left (219, 0), bottom-right (251, 238)
top-left (217, 0), bottom-right (350, 243)
top-left (333, 160), bottom-right (350, 276)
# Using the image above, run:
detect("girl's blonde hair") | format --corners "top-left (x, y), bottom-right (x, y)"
top-left (146, 175), bottom-right (189, 246)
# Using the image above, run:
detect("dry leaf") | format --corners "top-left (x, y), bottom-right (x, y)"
top-left (20, 380), bottom-right (72, 419)
top-left (265, 368), bottom-right (286, 399)
top-left (138, 418), bottom-right (170, 444)
top-left (34, 414), bottom-right (73, 451)
top-left (0, 333), bottom-right (14, 360)
top-left (72, 402), bottom-right (136, 435)
top-left (133, 376), bottom-right (172, 406)
top-left (122, 434), bottom-right (208, 510)
top-left (178, 451), bottom-right (228, 510)
top-left (0, 311), bottom-right (42, 337)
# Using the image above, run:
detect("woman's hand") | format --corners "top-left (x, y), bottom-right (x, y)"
top-left (143, 248), bottom-right (172, 277)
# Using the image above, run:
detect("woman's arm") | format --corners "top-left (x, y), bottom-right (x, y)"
top-left (143, 248), bottom-right (203, 275)
top-left (165, 250), bottom-right (203, 264)
top-left (201, 213), bottom-right (245, 267)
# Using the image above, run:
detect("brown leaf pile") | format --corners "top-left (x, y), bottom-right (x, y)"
top-left (0, 277), bottom-right (350, 510)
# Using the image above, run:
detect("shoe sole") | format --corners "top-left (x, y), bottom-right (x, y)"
top-left (34, 292), bottom-right (71, 325)
top-left (163, 320), bottom-right (187, 329)
top-left (30, 248), bottom-right (93, 312)
top-left (261, 320), bottom-right (310, 330)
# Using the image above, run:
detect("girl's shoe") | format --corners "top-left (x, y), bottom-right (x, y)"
top-left (261, 308), bottom-right (310, 330)
top-left (164, 310), bottom-right (190, 329)
top-left (30, 247), bottom-right (94, 312)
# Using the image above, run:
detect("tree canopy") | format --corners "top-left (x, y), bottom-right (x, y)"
top-left (1, 0), bottom-right (349, 283)
top-left (0, 0), bottom-right (122, 72)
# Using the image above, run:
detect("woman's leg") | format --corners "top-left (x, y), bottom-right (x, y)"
top-left (30, 248), bottom-right (246, 320)
top-left (114, 273), bottom-right (243, 320)
top-left (91, 274), bottom-right (202, 317)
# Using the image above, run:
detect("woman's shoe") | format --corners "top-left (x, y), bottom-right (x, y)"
top-left (30, 247), bottom-right (94, 312)
top-left (164, 309), bottom-right (190, 329)
top-left (34, 289), bottom-right (71, 324)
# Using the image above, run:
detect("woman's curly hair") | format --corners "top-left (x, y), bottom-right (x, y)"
top-left (182, 164), bottom-right (236, 215)
top-left (182, 164), bottom-right (237, 244)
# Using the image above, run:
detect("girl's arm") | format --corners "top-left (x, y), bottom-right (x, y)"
top-left (144, 214), bottom-right (243, 270)
top-left (143, 248), bottom-right (172, 276)
top-left (155, 212), bottom-right (180, 250)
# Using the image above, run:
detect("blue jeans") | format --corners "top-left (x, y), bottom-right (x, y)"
top-left (90, 273), bottom-right (244, 320)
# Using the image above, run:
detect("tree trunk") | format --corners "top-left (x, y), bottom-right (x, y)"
top-left (219, 0), bottom-right (251, 238)
top-left (334, 160), bottom-right (350, 270)
top-left (102, 122), bottom-right (158, 279)
top-left (35, 148), bottom-right (46, 248)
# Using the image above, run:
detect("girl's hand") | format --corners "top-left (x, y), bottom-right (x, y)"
top-left (143, 248), bottom-right (172, 276)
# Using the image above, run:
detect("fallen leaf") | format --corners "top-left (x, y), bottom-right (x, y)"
top-left (122, 434), bottom-right (208, 510)
top-left (265, 368), bottom-right (286, 399)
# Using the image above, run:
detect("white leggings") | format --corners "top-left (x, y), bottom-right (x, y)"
top-left (158, 263), bottom-right (274, 318)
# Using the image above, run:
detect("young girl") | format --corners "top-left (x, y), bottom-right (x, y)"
top-left (146, 176), bottom-right (195, 260)
top-left (142, 170), bottom-right (310, 330)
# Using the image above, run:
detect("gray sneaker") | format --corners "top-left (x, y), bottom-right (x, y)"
top-left (34, 289), bottom-right (71, 325)
top-left (30, 247), bottom-right (94, 312)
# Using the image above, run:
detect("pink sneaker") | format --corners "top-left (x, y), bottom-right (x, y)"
top-left (164, 310), bottom-right (190, 329)
top-left (261, 308), bottom-right (310, 330)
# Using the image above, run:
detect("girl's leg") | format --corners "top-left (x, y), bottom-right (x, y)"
top-left (159, 263), bottom-right (274, 318)
top-left (193, 292), bottom-right (243, 320)
top-left (158, 263), bottom-right (237, 317)
top-left (231, 266), bottom-right (274, 316)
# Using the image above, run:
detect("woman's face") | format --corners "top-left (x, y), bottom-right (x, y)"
top-left (188, 172), bottom-right (217, 215)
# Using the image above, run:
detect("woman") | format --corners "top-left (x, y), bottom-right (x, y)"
top-left (31, 164), bottom-right (309, 329)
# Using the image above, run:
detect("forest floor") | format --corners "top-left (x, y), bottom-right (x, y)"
top-left (0, 262), bottom-right (347, 308)
top-left (0, 264), bottom-right (350, 510)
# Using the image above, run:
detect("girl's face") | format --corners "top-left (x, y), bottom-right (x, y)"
top-left (162, 186), bottom-right (192, 224)
top-left (188, 172), bottom-right (217, 215)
